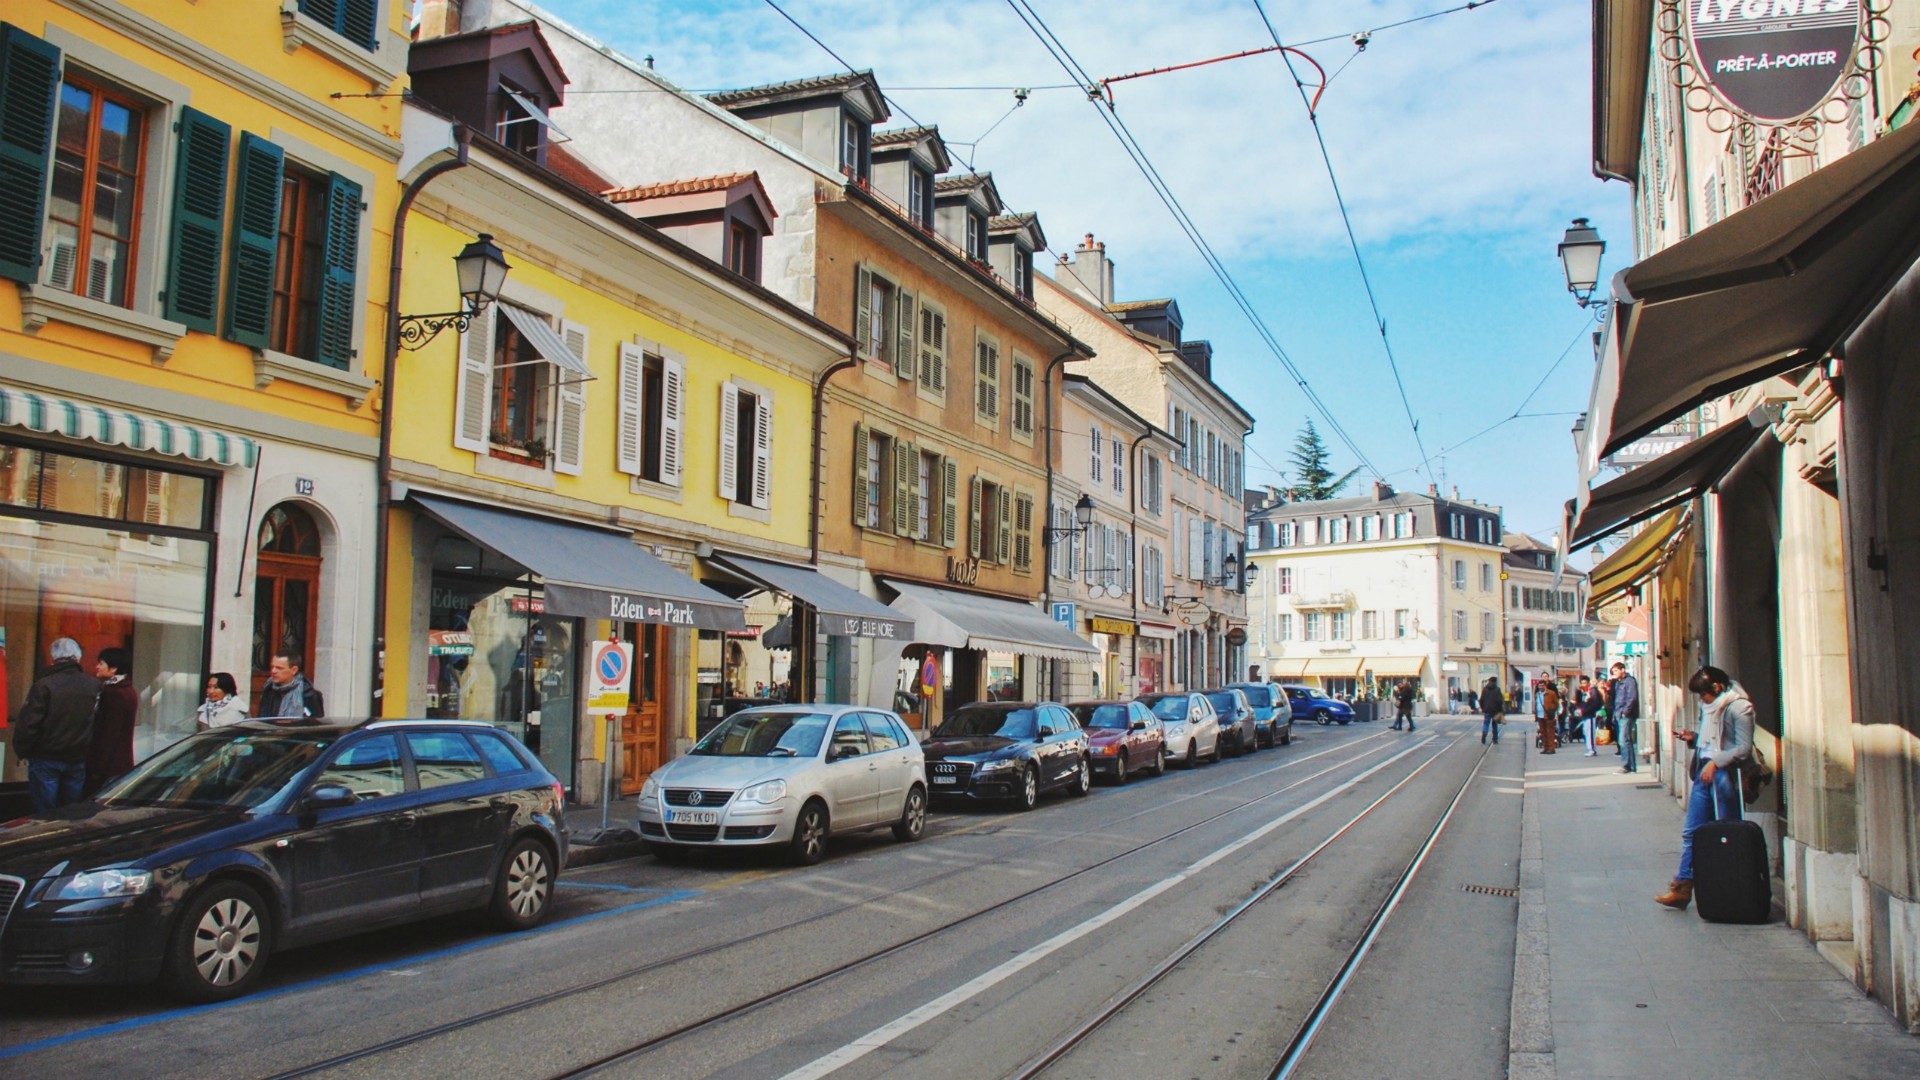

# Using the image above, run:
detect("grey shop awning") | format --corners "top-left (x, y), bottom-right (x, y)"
top-left (411, 494), bottom-right (744, 629)
top-left (1590, 117), bottom-right (1920, 460)
top-left (1568, 405), bottom-right (1778, 552)
top-left (499, 303), bottom-right (592, 379)
top-left (882, 579), bottom-right (1098, 662)
top-left (708, 554), bottom-right (913, 640)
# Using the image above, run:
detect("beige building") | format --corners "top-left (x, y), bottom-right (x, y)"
top-left (1503, 532), bottom-right (1592, 694)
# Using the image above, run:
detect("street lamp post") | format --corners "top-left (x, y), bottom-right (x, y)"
top-left (1557, 217), bottom-right (1606, 308)
top-left (395, 233), bottom-right (512, 350)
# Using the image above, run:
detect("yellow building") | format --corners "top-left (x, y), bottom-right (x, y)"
top-left (389, 32), bottom-right (855, 801)
top-left (1, 1), bottom-right (410, 771)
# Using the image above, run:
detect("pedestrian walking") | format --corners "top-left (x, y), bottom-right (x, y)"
top-left (1656, 666), bottom-right (1757, 910)
top-left (1609, 662), bottom-right (1641, 773)
top-left (1558, 681), bottom-right (1576, 745)
top-left (11, 638), bottom-right (99, 812)
top-left (1570, 675), bottom-right (1604, 755)
top-left (1479, 676), bottom-right (1505, 745)
top-left (196, 672), bottom-right (248, 729)
top-left (1391, 679), bottom-right (1416, 732)
top-left (83, 647), bottom-right (138, 798)
top-left (256, 652), bottom-right (325, 719)
top-left (1536, 681), bottom-right (1560, 754)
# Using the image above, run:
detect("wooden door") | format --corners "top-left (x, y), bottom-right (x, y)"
top-left (251, 504), bottom-right (322, 700)
top-left (620, 624), bottom-right (669, 795)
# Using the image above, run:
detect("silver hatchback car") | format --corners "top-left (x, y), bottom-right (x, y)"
top-left (637, 705), bottom-right (927, 865)
top-left (1137, 692), bottom-right (1221, 768)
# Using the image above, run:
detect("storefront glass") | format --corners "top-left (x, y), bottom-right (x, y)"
top-left (425, 569), bottom-right (576, 787)
top-left (1, 440), bottom-right (213, 768)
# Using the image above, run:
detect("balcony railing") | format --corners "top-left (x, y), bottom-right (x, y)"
top-left (1284, 589), bottom-right (1356, 609)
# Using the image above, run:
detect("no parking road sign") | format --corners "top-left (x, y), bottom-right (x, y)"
top-left (587, 639), bottom-right (634, 715)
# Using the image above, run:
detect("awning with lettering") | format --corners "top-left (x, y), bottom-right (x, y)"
top-left (1588, 115), bottom-right (1920, 460)
top-left (1568, 405), bottom-right (1778, 552)
top-left (707, 554), bottom-right (912, 640)
top-left (410, 493), bottom-right (743, 629)
top-left (1302, 657), bottom-right (1362, 677)
top-left (1366, 656), bottom-right (1428, 679)
top-left (882, 579), bottom-right (1099, 662)
top-left (1265, 660), bottom-right (1311, 679)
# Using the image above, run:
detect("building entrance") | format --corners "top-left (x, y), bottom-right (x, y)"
top-left (251, 503), bottom-right (321, 700)
top-left (619, 622), bottom-right (670, 795)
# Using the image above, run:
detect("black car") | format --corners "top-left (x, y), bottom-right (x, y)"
top-left (0, 719), bottom-right (569, 1002)
top-left (922, 702), bottom-right (1091, 810)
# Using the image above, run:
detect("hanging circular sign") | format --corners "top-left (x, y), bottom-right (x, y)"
top-left (1685, 0), bottom-right (1863, 123)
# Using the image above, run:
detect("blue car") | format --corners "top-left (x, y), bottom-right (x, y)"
top-left (1280, 684), bottom-right (1355, 726)
top-left (1224, 682), bottom-right (1293, 747)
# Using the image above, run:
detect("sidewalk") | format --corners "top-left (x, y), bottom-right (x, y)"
top-left (564, 799), bottom-right (644, 867)
top-left (1509, 739), bottom-right (1920, 1079)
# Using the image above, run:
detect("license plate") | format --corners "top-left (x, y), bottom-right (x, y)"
top-left (932, 775), bottom-right (958, 784)
top-left (666, 809), bottom-right (719, 825)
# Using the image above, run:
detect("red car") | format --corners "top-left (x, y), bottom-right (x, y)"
top-left (1066, 700), bottom-right (1166, 784)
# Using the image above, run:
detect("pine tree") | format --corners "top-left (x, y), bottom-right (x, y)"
top-left (1284, 420), bottom-right (1359, 501)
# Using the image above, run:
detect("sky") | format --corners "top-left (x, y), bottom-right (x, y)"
top-left (542, 0), bottom-right (1634, 549)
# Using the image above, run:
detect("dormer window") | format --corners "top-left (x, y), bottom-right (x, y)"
top-left (1013, 249), bottom-right (1032, 299)
top-left (727, 221), bottom-right (760, 281)
top-left (909, 168), bottom-right (932, 228)
top-left (495, 85), bottom-right (544, 159)
top-left (966, 213), bottom-right (986, 261)
top-left (841, 115), bottom-right (870, 183)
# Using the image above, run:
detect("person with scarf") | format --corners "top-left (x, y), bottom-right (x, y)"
top-left (196, 672), bottom-right (248, 729)
top-left (256, 652), bottom-right (323, 719)
top-left (1656, 666), bottom-right (1756, 910)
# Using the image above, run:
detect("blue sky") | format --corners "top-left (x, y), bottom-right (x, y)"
top-left (541, 0), bottom-right (1633, 547)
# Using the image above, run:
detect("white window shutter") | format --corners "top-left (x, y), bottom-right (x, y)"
top-left (554, 320), bottom-right (588, 475)
top-left (616, 343), bottom-right (645, 475)
top-left (1090, 425), bottom-right (1102, 481)
top-left (751, 392), bottom-right (772, 509)
top-left (453, 309), bottom-right (495, 452)
top-left (717, 382), bottom-right (740, 501)
top-left (660, 354), bottom-right (685, 487)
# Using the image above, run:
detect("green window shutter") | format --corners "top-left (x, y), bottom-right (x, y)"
top-left (940, 456), bottom-right (959, 548)
top-left (967, 476), bottom-right (983, 559)
top-left (0, 25), bottom-right (61, 284)
top-left (313, 173), bottom-right (362, 369)
top-left (851, 423), bottom-right (870, 527)
top-left (224, 132), bottom-right (283, 349)
top-left (852, 265), bottom-right (872, 358)
top-left (894, 289), bottom-right (915, 380)
top-left (342, 0), bottom-right (379, 50)
top-left (163, 107), bottom-right (230, 333)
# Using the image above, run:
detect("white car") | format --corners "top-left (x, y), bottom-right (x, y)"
top-left (1137, 692), bottom-right (1221, 767)
top-left (637, 705), bottom-right (927, 865)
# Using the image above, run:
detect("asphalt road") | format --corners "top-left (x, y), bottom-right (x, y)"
top-left (0, 715), bottom-right (1520, 1079)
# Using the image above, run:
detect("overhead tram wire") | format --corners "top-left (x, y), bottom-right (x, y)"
top-left (1252, 0), bottom-right (1444, 490)
top-left (1001, 0), bottom-right (1385, 482)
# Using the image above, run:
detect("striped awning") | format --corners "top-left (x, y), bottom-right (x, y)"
top-left (0, 385), bottom-right (259, 468)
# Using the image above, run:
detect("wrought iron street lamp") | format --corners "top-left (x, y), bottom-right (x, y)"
top-left (396, 232), bottom-right (512, 350)
top-left (1042, 492), bottom-right (1096, 547)
top-left (1557, 218), bottom-right (1606, 308)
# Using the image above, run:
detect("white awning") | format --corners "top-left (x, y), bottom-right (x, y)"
top-left (500, 303), bottom-right (591, 379)
top-left (0, 384), bottom-right (258, 467)
top-left (883, 579), bottom-right (1098, 662)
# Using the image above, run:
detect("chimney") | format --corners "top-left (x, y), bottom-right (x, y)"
top-left (1427, 483), bottom-right (1439, 497)
top-left (1452, 485), bottom-right (1461, 501)
top-left (415, 0), bottom-right (463, 39)
top-left (1060, 232), bottom-right (1115, 306)
top-left (1371, 480), bottom-right (1394, 502)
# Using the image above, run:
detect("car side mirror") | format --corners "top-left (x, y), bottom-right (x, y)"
top-left (304, 783), bottom-right (357, 811)
top-left (1037, 726), bottom-right (1057, 738)
top-left (1129, 720), bottom-right (1148, 731)
top-left (831, 744), bottom-right (860, 761)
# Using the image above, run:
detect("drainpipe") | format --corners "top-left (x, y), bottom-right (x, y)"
top-left (1127, 428), bottom-right (1153, 695)
top-left (1040, 350), bottom-right (1080, 699)
top-left (809, 345), bottom-right (860, 564)
top-left (370, 132), bottom-right (471, 716)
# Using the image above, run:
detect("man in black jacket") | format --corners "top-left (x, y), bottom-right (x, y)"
top-left (13, 637), bottom-right (100, 811)
top-left (255, 652), bottom-right (324, 719)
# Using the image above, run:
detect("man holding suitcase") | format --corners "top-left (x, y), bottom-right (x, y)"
top-left (1656, 666), bottom-right (1757, 911)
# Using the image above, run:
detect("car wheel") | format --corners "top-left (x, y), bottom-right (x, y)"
top-left (892, 784), bottom-right (927, 842)
top-left (1315, 709), bottom-right (1332, 726)
top-left (1185, 743), bottom-right (1197, 769)
top-left (163, 879), bottom-right (271, 1003)
top-left (1015, 765), bottom-right (1039, 811)
top-left (492, 837), bottom-right (556, 931)
top-left (1069, 757), bottom-right (1092, 797)
top-left (1336, 712), bottom-right (1352, 726)
top-left (1152, 745), bottom-right (1167, 775)
top-left (1112, 752), bottom-right (1128, 785)
top-left (1281, 723), bottom-right (1294, 746)
top-left (789, 800), bottom-right (830, 865)
top-left (1260, 725), bottom-right (1274, 749)
top-left (1208, 737), bottom-right (1222, 764)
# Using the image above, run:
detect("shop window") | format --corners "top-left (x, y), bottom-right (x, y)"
top-left (45, 72), bottom-right (148, 308)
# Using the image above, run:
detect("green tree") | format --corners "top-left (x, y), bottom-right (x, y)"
top-left (1284, 420), bottom-right (1359, 501)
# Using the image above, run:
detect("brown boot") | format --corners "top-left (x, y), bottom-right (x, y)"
top-left (1654, 880), bottom-right (1693, 910)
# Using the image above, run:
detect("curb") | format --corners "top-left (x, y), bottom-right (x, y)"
top-left (1507, 739), bottom-right (1554, 1079)
top-left (567, 839), bottom-right (648, 868)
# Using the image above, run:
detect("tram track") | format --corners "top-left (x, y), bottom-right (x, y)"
top-left (264, 727), bottom-right (1404, 1080)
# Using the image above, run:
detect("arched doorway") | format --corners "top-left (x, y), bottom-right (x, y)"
top-left (252, 503), bottom-right (322, 701)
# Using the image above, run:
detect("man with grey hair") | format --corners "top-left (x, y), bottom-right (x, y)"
top-left (13, 637), bottom-right (101, 811)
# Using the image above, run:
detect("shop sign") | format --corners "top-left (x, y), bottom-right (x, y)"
top-left (1089, 615), bottom-right (1136, 637)
top-left (1225, 626), bottom-right (1248, 647)
top-left (725, 626), bottom-right (763, 639)
top-left (946, 557), bottom-right (980, 585)
top-left (427, 629), bottom-right (474, 657)
top-left (822, 613), bottom-right (910, 639)
top-left (1604, 431), bottom-right (1696, 469)
top-left (586, 639), bottom-right (634, 714)
top-left (1686, 0), bottom-right (1862, 123)
top-left (508, 596), bottom-right (547, 615)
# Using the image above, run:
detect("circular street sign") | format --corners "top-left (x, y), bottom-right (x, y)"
top-left (1225, 626), bottom-right (1248, 647)
top-left (1175, 601), bottom-right (1208, 627)
top-left (594, 642), bottom-right (628, 687)
top-left (1685, 0), bottom-right (1862, 124)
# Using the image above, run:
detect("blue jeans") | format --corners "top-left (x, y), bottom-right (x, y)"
top-left (1482, 715), bottom-right (1501, 742)
top-left (1677, 764), bottom-right (1742, 882)
top-left (1619, 718), bottom-right (1639, 771)
top-left (27, 759), bottom-right (86, 813)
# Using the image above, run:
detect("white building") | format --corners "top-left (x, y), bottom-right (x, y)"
top-left (1245, 482), bottom-right (1507, 708)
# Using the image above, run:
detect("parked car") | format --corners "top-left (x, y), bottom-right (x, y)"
top-left (1225, 681), bottom-right (1294, 746)
top-left (1066, 700), bottom-right (1165, 783)
top-left (1137, 692), bottom-right (1220, 768)
top-left (1203, 689), bottom-right (1261, 756)
top-left (1281, 684), bottom-right (1356, 726)
top-left (638, 705), bottom-right (927, 866)
top-left (0, 719), bottom-right (569, 1002)
top-left (922, 702), bottom-right (1090, 810)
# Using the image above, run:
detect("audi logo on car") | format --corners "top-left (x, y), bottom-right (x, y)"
top-left (687, 791), bottom-right (705, 806)
top-left (934, 763), bottom-right (956, 774)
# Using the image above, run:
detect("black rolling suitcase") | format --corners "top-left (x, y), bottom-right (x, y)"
top-left (1694, 765), bottom-right (1770, 924)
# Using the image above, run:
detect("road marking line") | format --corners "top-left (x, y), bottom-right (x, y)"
top-left (776, 738), bottom-right (1437, 1080)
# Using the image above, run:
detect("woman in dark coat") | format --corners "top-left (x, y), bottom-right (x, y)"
top-left (83, 647), bottom-right (138, 798)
